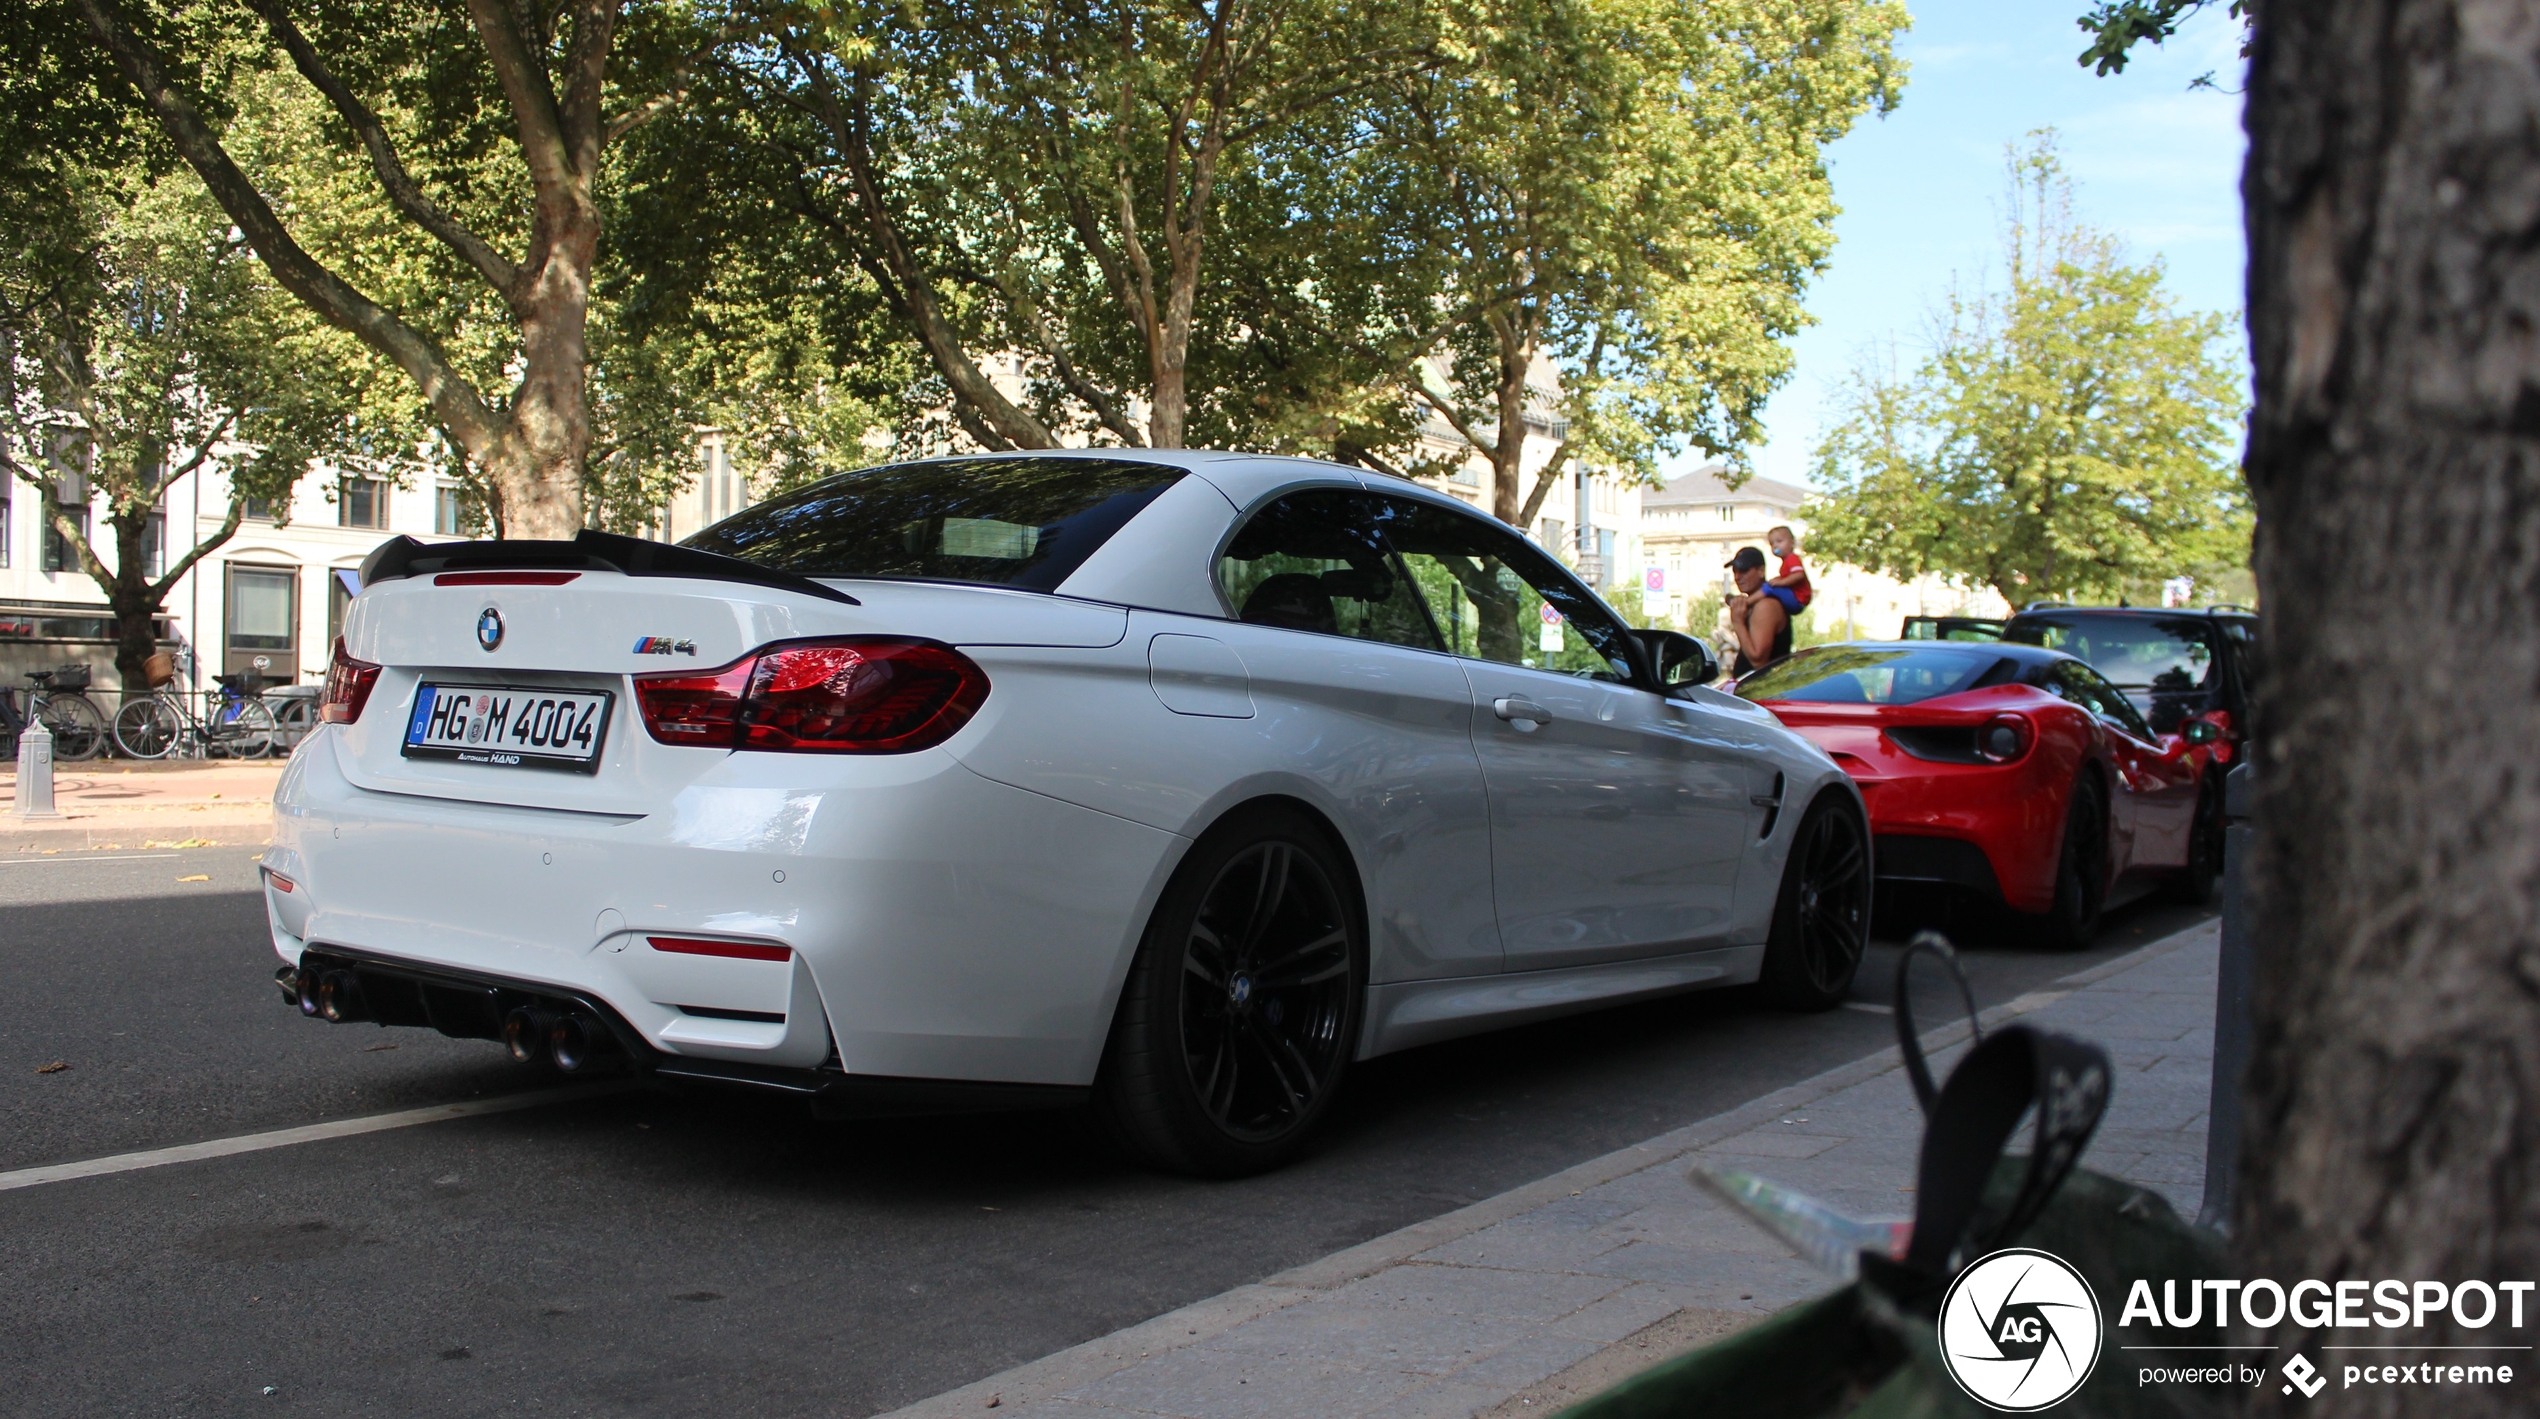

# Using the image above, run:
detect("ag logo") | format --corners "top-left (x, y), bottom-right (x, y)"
top-left (476, 606), bottom-right (504, 652)
top-left (1938, 1247), bottom-right (2102, 1411)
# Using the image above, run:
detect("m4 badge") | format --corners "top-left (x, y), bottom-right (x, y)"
top-left (633, 637), bottom-right (697, 656)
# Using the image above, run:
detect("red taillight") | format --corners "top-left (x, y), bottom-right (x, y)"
top-left (1977, 713), bottom-right (2032, 763)
top-left (320, 638), bottom-right (382, 724)
top-left (647, 935), bottom-right (791, 962)
top-left (633, 638), bottom-right (988, 754)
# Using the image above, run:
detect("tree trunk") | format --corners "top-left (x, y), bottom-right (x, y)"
top-left (106, 508), bottom-right (159, 698)
top-left (499, 196), bottom-right (602, 538)
top-left (2236, 3), bottom-right (2540, 1414)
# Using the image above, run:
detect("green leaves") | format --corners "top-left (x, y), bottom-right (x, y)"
top-left (1806, 136), bottom-right (2249, 606)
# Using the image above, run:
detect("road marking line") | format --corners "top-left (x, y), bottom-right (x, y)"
top-left (0, 853), bottom-right (186, 867)
top-left (1841, 1001), bottom-right (1894, 1015)
top-left (0, 1082), bottom-right (631, 1193)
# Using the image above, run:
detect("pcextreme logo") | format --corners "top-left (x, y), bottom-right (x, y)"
top-left (1939, 1248), bottom-right (2104, 1411)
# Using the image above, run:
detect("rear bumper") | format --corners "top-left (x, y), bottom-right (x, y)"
top-left (276, 946), bottom-right (1089, 1116)
top-left (1819, 756), bottom-right (2070, 915)
top-left (264, 728), bottom-right (1183, 1086)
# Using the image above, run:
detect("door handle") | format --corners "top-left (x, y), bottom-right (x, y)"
top-left (1492, 696), bottom-right (1553, 729)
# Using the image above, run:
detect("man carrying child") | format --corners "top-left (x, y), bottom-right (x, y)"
top-left (1722, 525), bottom-right (1812, 675)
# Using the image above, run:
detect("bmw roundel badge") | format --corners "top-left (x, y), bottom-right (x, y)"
top-left (476, 606), bottom-right (504, 652)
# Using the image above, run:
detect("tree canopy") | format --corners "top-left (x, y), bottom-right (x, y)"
top-left (1803, 136), bottom-right (2248, 607)
top-left (44, 0), bottom-right (1907, 536)
top-left (0, 142), bottom-right (386, 687)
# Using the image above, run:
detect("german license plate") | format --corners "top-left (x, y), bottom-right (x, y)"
top-left (402, 684), bottom-right (612, 774)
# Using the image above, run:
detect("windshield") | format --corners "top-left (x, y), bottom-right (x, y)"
top-left (2005, 616), bottom-right (2216, 692)
top-left (1735, 646), bottom-right (2014, 705)
top-left (682, 457), bottom-right (1181, 591)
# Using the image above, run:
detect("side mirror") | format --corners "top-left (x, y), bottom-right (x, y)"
top-left (2182, 719), bottom-right (2221, 746)
top-left (1635, 629), bottom-right (1717, 692)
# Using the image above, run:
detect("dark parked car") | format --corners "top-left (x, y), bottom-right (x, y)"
top-left (1899, 615), bottom-right (2006, 642)
top-left (2000, 605), bottom-right (2260, 757)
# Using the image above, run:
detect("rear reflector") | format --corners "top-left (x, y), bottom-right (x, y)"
top-left (647, 935), bottom-right (792, 962)
top-left (634, 637), bottom-right (989, 754)
top-left (434, 571), bottom-right (582, 587)
top-left (264, 871), bottom-right (296, 894)
top-left (320, 638), bottom-right (382, 724)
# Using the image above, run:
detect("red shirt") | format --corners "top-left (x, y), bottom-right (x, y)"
top-left (1777, 551), bottom-right (1813, 607)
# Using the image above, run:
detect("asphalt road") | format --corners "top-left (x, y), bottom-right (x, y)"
top-left (0, 845), bottom-right (2213, 1418)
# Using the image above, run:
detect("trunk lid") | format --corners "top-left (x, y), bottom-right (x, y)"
top-left (330, 570), bottom-right (1124, 814)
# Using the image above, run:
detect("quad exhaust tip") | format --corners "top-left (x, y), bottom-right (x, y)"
top-left (318, 971), bottom-right (367, 1024)
top-left (549, 1013), bottom-right (612, 1073)
top-left (504, 1006), bottom-right (559, 1065)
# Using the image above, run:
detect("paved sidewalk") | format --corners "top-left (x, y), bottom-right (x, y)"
top-left (887, 921), bottom-right (2221, 1419)
top-left (2, 759), bottom-right (283, 852)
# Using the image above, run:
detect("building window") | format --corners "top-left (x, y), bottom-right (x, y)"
top-left (42, 503), bottom-right (88, 573)
top-left (143, 511), bottom-right (165, 579)
top-left (1717, 503), bottom-right (1736, 523)
top-left (434, 484), bottom-right (465, 536)
top-left (225, 563), bottom-right (299, 679)
top-left (243, 494), bottom-right (279, 521)
top-left (339, 476), bottom-right (388, 530)
top-left (0, 481), bottom-right (10, 569)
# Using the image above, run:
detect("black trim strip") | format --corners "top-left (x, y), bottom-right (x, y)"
top-left (358, 529), bottom-right (860, 606)
top-left (677, 1004), bottom-right (786, 1024)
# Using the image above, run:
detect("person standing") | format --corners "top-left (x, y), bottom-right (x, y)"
top-left (1723, 546), bottom-right (1792, 675)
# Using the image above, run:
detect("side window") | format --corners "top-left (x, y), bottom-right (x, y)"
top-left (1215, 489), bottom-right (1442, 651)
top-left (1375, 496), bottom-right (1636, 682)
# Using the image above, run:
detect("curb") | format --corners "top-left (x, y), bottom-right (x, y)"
top-left (874, 920), bottom-right (2217, 1419)
top-left (3, 819), bottom-right (274, 854)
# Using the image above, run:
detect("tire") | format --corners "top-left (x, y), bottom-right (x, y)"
top-left (211, 698), bottom-right (277, 759)
top-left (38, 693), bottom-right (106, 762)
top-left (1757, 795), bottom-right (1873, 1010)
top-left (2168, 778), bottom-right (2224, 906)
top-left (112, 697), bottom-right (181, 760)
top-left (269, 696), bottom-right (318, 752)
top-left (2029, 771), bottom-right (2109, 951)
top-left (1095, 807), bottom-right (1365, 1177)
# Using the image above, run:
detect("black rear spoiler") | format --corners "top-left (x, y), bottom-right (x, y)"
top-left (357, 529), bottom-right (859, 606)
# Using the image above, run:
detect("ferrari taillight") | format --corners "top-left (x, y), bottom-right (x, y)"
top-left (320, 639), bottom-right (382, 724)
top-left (634, 638), bottom-right (989, 754)
top-left (1977, 713), bottom-right (2032, 763)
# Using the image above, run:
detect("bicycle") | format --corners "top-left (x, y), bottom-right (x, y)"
top-left (264, 685), bottom-right (321, 753)
top-left (111, 666), bottom-right (277, 761)
top-left (13, 665), bottom-right (109, 762)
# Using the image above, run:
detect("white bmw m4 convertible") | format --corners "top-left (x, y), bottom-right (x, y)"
top-left (267, 450), bottom-right (1868, 1175)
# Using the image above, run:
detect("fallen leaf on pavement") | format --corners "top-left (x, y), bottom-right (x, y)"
top-left (35, 1062), bottom-right (69, 1074)
top-left (176, 874), bottom-right (210, 882)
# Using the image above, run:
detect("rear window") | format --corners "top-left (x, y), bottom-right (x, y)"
top-left (683, 457), bottom-right (1181, 591)
top-left (1735, 646), bottom-right (2014, 706)
top-left (2005, 615), bottom-right (2218, 692)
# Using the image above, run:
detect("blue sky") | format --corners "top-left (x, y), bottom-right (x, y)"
top-left (1680, 0), bottom-right (2250, 490)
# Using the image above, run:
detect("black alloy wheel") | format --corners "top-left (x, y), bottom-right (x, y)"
top-left (1097, 807), bottom-right (1363, 1176)
top-left (2169, 778), bottom-right (2224, 906)
top-left (2033, 772), bottom-right (2110, 950)
top-left (1758, 796), bottom-right (1873, 1010)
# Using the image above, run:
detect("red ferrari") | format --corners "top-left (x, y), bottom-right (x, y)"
top-left (1734, 642), bottom-right (2223, 948)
